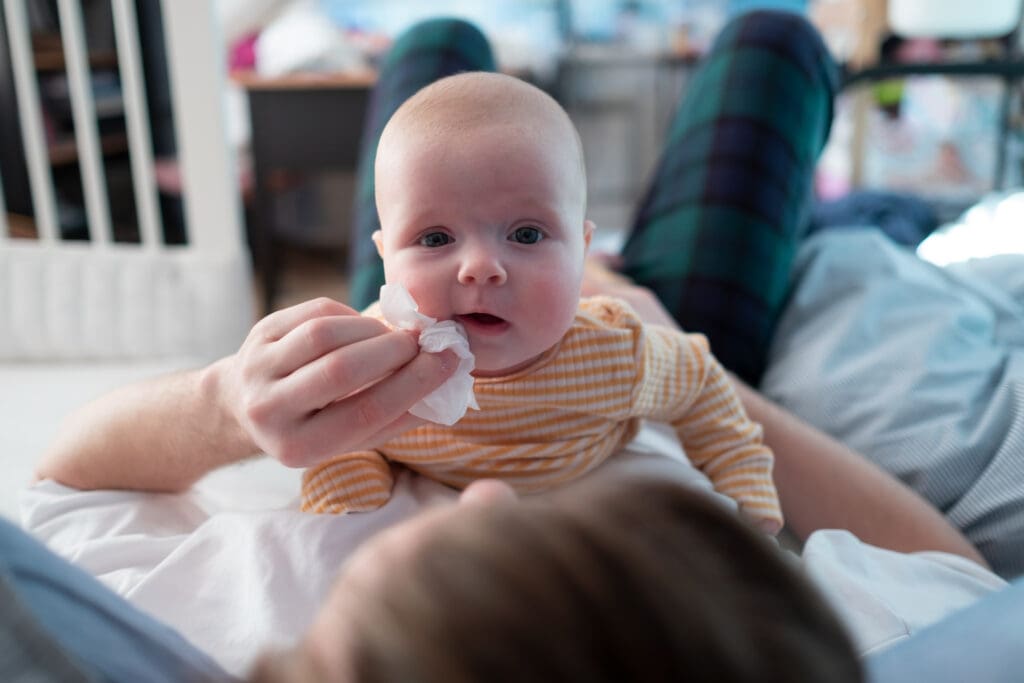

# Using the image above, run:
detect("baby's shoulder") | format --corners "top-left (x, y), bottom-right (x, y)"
top-left (576, 296), bottom-right (644, 330)
top-left (574, 296), bottom-right (709, 358)
top-left (563, 297), bottom-right (648, 359)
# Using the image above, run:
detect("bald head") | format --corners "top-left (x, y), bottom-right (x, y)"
top-left (375, 72), bottom-right (587, 213)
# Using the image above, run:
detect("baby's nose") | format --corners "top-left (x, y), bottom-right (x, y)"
top-left (458, 249), bottom-right (507, 285)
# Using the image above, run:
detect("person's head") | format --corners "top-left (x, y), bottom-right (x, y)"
top-left (371, 72), bottom-right (594, 376)
top-left (251, 476), bottom-right (863, 683)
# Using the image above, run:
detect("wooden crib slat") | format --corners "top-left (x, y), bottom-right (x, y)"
top-left (3, 0), bottom-right (60, 243)
top-left (56, 0), bottom-right (113, 245)
top-left (111, 0), bottom-right (162, 249)
top-left (0, 0), bottom-right (253, 362)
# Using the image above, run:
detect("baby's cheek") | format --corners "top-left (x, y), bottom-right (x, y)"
top-left (398, 274), bottom-right (443, 318)
top-left (532, 274), bottom-right (580, 335)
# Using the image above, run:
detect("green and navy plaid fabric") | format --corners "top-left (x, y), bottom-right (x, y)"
top-left (347, 12), bottom-right (835, 385)
top-left (347, 18), bottom-right (496, 310)
top-left (619, 10), bottom-right (837, 384)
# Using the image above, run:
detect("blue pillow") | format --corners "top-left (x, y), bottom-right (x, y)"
top-left (763, 230), bottom-right (1024, 577)
top-left (0, 576), bottom-right (94, 682)
top-left (868, 578), bottom-right (1024, 682)
top-left (0, 518), bottom-right (233, 683)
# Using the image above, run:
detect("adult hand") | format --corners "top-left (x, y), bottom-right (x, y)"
top-left (218, 297), bottom-right (457, 468)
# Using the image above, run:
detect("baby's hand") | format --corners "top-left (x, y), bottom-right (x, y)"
top-left (753, 516), bottom-right (783, 537)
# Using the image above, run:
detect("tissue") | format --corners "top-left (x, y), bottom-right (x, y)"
top-left (379, 284), bottom-right (479, 425)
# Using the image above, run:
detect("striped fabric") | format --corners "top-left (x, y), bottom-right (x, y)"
top-left (302, 297), bottom-right (781, 527)
top-left (619, 10), bottom-right (837, 384)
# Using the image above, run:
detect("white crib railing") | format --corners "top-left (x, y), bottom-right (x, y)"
top-left (0, 1), bottom-right (252, 361)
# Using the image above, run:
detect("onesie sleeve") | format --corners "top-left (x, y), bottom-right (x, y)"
top-left (301, 450), bottom-right (394, 514)
top-left (632, 323), bottom-right (783, 531)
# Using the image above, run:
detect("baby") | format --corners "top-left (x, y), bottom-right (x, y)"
top-left (301, 72), bottom-right (783, 533)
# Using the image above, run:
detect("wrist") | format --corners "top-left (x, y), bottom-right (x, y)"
top-left (199, 355), bottom-right (259, 460)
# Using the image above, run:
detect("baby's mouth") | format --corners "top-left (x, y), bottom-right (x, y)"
top-left (456, 312), bottom-right (506, 327)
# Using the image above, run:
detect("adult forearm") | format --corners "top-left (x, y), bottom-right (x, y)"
top-left (34, 297), bottom-right (463, 493)
top-left (733, 378), bottom-right (987, 567)
top-left (35, 357), bottom-right (257, 492)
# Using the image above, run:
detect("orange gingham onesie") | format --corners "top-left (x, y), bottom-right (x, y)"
top-left (301, 296), bottom-right (782, 528)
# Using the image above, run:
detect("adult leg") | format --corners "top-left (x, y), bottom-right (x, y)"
top-left (347, 19), bottom-right (497, 310)
top-left (619, 10), bottom-right (837, 385)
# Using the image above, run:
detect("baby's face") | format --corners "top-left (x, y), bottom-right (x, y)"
top-left (375, 123), bottom-right (592, 376)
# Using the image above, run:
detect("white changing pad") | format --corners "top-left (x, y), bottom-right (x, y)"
top-left (18, 422), bottom-right (1006, 678)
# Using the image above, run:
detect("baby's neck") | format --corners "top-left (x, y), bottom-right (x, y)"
top-left (471, 344), bottom-right (558, 379)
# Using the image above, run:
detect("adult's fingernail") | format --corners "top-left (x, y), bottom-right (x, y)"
top-left (438, 349), bottom-right (458, 374)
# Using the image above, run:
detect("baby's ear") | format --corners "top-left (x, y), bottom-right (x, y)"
top-left (583, 220), bottom-right (595, 250)
top-left (372, 230), bottom-right (384, 257)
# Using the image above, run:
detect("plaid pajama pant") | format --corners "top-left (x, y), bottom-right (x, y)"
top-left (346, 11), bottom-right (836, 385)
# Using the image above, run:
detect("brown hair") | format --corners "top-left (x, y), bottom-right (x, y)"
top-left (252, 476), bottom-right (862, 682)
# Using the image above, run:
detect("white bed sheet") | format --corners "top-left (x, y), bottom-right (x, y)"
top-left (0, 359), bottom-right (208, 522)
top-left (14, 419), bottom-right (1007, 678)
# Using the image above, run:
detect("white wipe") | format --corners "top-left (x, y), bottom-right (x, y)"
top-left (379, 284), bottom-right (479, 425)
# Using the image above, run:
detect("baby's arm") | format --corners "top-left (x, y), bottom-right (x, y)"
top-left (584, 268), bottom-right (983, 562)
top-left (637, 326), bottom-right (782, 533)
top-left (301, 451), bottom-right (394, 514)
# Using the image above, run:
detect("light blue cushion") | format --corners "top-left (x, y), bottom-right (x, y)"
top-left (868, 578), bottom-right (1024, 682)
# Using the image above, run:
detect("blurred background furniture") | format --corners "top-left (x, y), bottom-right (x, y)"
top-left (235, 69), bottom-right (371, 313)
top-left (835, 0), bottom-right (1024, 221)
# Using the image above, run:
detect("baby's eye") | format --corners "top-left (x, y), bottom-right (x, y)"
top-left (419, 231), bottom-right (452, 248)
top-left (510, 226), bottom-right (543, 244)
